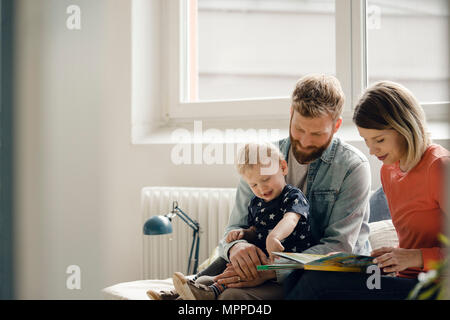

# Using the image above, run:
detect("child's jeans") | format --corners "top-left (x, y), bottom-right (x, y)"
top-left (195, 257), bottom-right (227, 278)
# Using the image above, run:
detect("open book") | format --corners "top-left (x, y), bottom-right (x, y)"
top-left (257, 252), bottom-right (377, 272)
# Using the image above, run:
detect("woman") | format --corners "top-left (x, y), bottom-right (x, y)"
top-left (284, 81), bottom-right (449, 299)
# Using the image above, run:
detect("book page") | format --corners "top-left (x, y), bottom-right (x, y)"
top-left (273, 252), bottom-right (327, 265)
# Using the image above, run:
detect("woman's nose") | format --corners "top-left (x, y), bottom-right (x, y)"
top-left (368, 144), bottom-right (378, 156)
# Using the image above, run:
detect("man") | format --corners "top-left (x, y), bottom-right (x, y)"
top-left (215, 74), bottom-right (372, 299)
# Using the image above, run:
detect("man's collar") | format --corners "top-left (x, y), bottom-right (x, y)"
top-left (319, 137), bottom-right (339, 164)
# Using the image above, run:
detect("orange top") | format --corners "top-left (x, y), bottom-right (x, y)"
top-left (381, 144), bottom-right (450, 278)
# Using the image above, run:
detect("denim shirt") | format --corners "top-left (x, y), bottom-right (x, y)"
top-left (219, 136), bottom-right (372, 282)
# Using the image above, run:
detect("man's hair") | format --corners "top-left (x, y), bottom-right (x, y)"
top-left (353, 81), bottom-right (431, 171)
top-left (291, 74), bottom-right (345, 121)
top-left (236, 142), bottom-right (284, 176)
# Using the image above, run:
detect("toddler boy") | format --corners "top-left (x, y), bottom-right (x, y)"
top-left (149, 142), bottom-right (312, 300)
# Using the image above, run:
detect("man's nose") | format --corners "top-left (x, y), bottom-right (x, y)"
top-left (300, 135), bottom-right (313, 148)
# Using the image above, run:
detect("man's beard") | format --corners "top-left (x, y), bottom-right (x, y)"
top-left (289, 125), bottom-right (333, 164)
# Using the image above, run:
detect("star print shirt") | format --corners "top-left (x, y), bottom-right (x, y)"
top-left (247, 184), bottom-right (313, 255)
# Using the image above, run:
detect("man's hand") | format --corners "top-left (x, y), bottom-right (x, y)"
top-left (228, 242), bottom-right (269, 280)
top-left (371, 247), bottom-right (424, 273)
top-left (214, 264), bottom-right (275, 288)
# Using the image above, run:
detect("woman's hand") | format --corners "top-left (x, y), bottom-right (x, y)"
top-left (214, 264), bottom-right (275, 288)
top-left (371, 247), bottom-right (423, 273)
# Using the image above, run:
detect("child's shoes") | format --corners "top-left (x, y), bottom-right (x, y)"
top-left (172, 272), bottom-right (216, 300)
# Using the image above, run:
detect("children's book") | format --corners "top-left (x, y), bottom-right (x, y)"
top-left (257, 252), bottom-right (377, 272)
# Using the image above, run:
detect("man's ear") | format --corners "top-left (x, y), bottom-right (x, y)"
top-left (334, 117), bottom-right (343, 133)
top-left (290, 106), bottom-right (294, 118)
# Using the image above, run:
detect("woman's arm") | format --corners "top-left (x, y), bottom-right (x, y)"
top-left (376, 156), bottom-right (449, 273)
top-left (420, 156), bottom-right (449, 270)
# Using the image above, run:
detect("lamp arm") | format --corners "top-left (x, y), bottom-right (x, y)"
top-left (193, 229), bottom-right (200, 274)
top-left (187, 228), bottom-right (200, 274)
top-left (173, 207), bottom-right (200, 232)
top-left (169, 202), bottom-right (201, 275)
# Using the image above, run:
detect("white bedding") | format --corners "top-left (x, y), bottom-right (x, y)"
top-left (102, 278), bottom-right (174, 300)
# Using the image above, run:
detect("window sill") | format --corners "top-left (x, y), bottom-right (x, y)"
top-left (132, 119), bottom-right (450, 145)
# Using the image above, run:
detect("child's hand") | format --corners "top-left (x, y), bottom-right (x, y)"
top-left (226, 229), bottom-right (245, 243)
top-left (266, 235), bottom-right (284, 263)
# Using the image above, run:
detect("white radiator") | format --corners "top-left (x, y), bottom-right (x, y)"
top-left (142, 186), bottom-right (236, 279)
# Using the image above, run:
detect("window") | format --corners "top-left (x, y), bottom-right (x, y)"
top-left (162, 0), bottom-right (448, 122)
top-left (367, 0), bottom-right (449, 116)
top-left (186, 0), bottom-right (336, 102)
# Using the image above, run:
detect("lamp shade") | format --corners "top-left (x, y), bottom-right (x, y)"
top-left (143, 215), bottom-right (173, 235)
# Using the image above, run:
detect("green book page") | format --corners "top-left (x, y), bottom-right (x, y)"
top-left (257, 263), bottom-right (304, 271)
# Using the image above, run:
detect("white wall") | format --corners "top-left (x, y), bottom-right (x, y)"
top-left (13, 0), bottom-right (449, 299)
top-left (14, 0), bottom-right (243, 300)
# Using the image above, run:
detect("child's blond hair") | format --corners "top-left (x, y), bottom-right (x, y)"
top-left (236, 142), bottom-right (285, 176)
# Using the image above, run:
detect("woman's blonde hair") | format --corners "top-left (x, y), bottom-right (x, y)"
top-left (236, 142), bottom-right (284, 176)
top-left (353, 81), bottom-right (431, 171)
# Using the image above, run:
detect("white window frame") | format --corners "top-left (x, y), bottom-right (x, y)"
top-left (162, 0), bottom-right (296, 122)
top-left (161, 0), bottom-right (448, 124)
